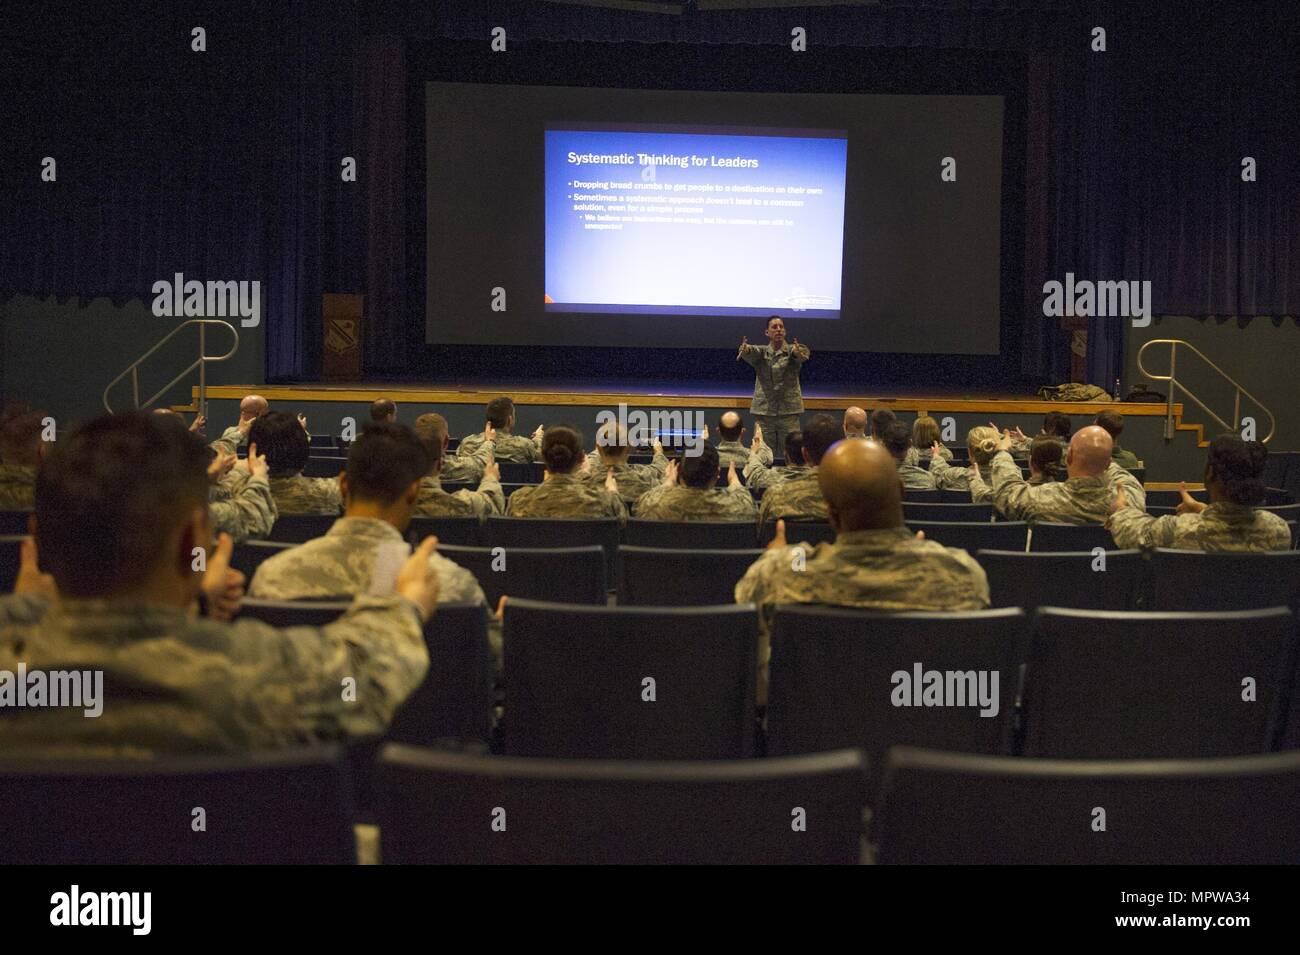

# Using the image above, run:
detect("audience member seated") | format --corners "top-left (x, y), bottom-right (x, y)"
top-left (0, 412), bottom-right (437, 755)
top-left (505, 426), bottom-right (627, 521)
top-left (456, 396), bottom-right (542, 464)
top-left (411, 413), bottom-right (504, 519)
top-left (209, 393), bottom-right (269, 456)
top-left (193, 428), bottom-right (276, 542)
top-left (1009, 409), bottom-right (1071, 455)
top-left (880, 421), bottom-right (936, 490)
top-left (929, 426), bottom-right (1000, 503)
top-left (842, 406), bottom-right (868, 439)
top-left (0, 404), bottom-right (46, 509)
top-left (903, 415), bottom-right (953, 467)
top-left (1107, 435), bottom-right (1289, 551)
top-left (756, 414), bottom-right (842, 524)
top-left (439, 418), bottom-right (497, 484)
top-left (736, 438), bottom-right (990, 701)
top-left (370, 397), bottom-right (397, 423)
top-left (634, 444), bottom-right (757, 521)
top-left (1028, 436), bottom-right (1066, 484)
top-left (1095, 409), bottom-right (1141, 470)
top-left (250, 411), bottom-right (342, 515)
top-left (250, 423), bottom-right (484, 604)
top-left (714, 411), bottom-right (771, 469)
top-left (990, 425), bottom-right (1145, 524)
top-left (745, 430), bottom-right (805, 492)
top-left (582, 421), bottom-right (668, 504)
top-left (869, 407), bottom-right (896, 440)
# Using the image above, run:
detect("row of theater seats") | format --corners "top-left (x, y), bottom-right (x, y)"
top-left (4, 741), bottom-right (1300, 864)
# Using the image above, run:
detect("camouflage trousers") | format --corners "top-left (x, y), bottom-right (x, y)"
top-left (753, 414), bottom-right (802, 466)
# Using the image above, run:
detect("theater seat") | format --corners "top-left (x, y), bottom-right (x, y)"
top-left (1021, 606), bottom-right (1296, 758)
top-left (0, 535), bottom-right (23, 593)
top-left (906, 520), bottom-right (1029, 553)
top-left (759, 521), bottom-right (835, 546)
top-left (485, 516), bottom-right (621, 581)
top-left (267, 513), bottom-right (340, 543)
top-left (902, 502), bottom-right (994, 523)
top-left (407, 516), bottom-right (482, 547)
top-left (501, 599), bottom-right (759, 759)
top-left (302, 456), bottom-right (348, 479)
top-left (1150, 548), bottom-right (1300, 611)
top-left (0, 747), bottom-right (356, 864)
top-left (766, 607), bottom-right (1025, 789)
top-left (496, 461), bottom-right (545, 484)
top-left (618, 546), bottom-right (761, 606)
top-left (874, 746), bottom-right (1300, 864)
top-left (1028, 522), bottom-right (1114, 552)
top-left (438, 543), bottom-right (606, 606)
top-left (901, 489), bottom-right (940, 503)
top-left (977, 548), bottom-right (1145, 610)
top-left (0, 510), bottom-right (33, 535)
top-left (230, 539), bottom-right (294, 581)
top-left (623, 519), bottom-right (757, 550)
top-left (377, 744), bottom-right (868, 864)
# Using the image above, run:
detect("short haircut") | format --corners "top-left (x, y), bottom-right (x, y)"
top-left (1094, 410), bottom-right (1124, 439)
top-left (0, 405), bottom-right (44, 461)
top-left (346, 423), bottom-right (429, 505)
top-left (1208, 435), bottom-right (1268, 506)
top-left (802, 414), bottom-right (842, 465)
top-left (869, 408), bottom-right (897, 439)
top-left (249, 411), bottom-right (310, 473)
top-left (542, 425), bottom-right (584, 474)
top-left (485, 397), bottom-right (515, 430)
top-left (912, 415), bottom-right (940, 449)
top-left (1030, 436), bottom-right (1065, 482)
top-left (681, 443), bottom-right (720, 488)
top-left (1042, 411), bottom-right (1072, 439)
top-left (717, 412), bottom-right (744, 443)
top-left (412, 413), bottom-right (449, 466)
top-left (36, 413), bottom-right (209, 597)
top-left (784, 431), bottom-right (805, 465)
top-left (880, 421), bottom-right (912, 462)
top-left (767, 315), bottom-right (783, 328)
top-left (370, 398), bottom-right (396, 421)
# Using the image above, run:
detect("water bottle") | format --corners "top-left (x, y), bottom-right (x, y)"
top-left (1113, 377), bottom-right (1122, 401)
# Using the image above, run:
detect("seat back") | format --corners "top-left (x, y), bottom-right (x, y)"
top-left (766, 607), bottom-right (1025, 780)
top-left (623, 519), bottom-right (758, 550)
top-left (407, 516), bottom-right (482, 547)
top-left (1150, 549), bottom-right (1300, 611)
top-left (906, 520), bottom-right (1028, 552)
top-left (0, 510), bottom-right (33, 535)
top-left (1022, 607), bottom-right (1296, 758)
top-left (902, 502), bottom-right (994, 523)
top-left (618, 547), bottom-right (762, 606)
top-left (502, 599), bottom-right (759, 759)
top-left (230, 539), bottom-right (294, 581)
top-left (977, 549), bottom-right (1146, 610)
top-left (1028, 522), bottom-right (1114, 552)
top-left (497, 461), bottom-right (544, 484)
top-left (0, 535), bottom-right (23, 593)
top-left (875, 746), bottom-right (1300, 864)
top-left (759, 521), bottom-right (835, 546)
top-left (438, 544), bottom-right (606, 606)
top-left (378, 744), bottom-right (868, 864)
top-left (900, 489), bottom-right (940, 503)
top-left (267, 513), bottom-right (339, 543)
top-left (485, 517), bottom-right (621, 581)
top-left (0, 747), bottom-right (355, 863)
top-left (302, 456), bottom-right (348, 479)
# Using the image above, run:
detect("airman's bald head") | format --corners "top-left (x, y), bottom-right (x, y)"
top-left (817, 438), bottom-right (905, 533)
top-left (1067, 425), bottom-right (1113, 478)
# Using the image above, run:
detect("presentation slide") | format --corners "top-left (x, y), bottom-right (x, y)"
top-left (544, 126), bottom-right (847, 318)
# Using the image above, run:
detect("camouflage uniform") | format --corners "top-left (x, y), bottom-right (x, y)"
top-left (989, 451), bottom-right (1146, 524)
top-left (249, 517), bottom-right (485, 605)
top-left (1109, 502), bottom-right (1291, 552)
top-left (209, 425), bottom-right (245, 457)
top-left (458, 430), bottom-right (539, 465)
top-left (633, 481), bottom-right (757, 522)
top-left (581, 448), bottom-right (669, 505)
top-left (268, 473), bottom-right (342, 516)
top-left (505, 473), bottom-right (627, 522)
top-left (739, 342), bottom-right (808, 464)
top-left (903, 445), bottom-right (954, 468)
top-left (716, 440), bottom-right (772, 471)
top-left (210, 472), bottom-right (278, 541)
top-left (757, 468), bottom-right (827, 526)
top-left (0, 591), bottom-right (428, 756)
top-left (0, 464), bottom-right (36, 510)
top-left (736, 527), bottom-right (991, 702)
top-left (897, 462), bottom-right (937, 490)
top-left (442, 438), bottom-right (494, 484)
top-left (744, 456), bottom-right (804, 494)
top-left (414, 473), bottom-right (504, 520)
top-left (929, 457), bottom-right (995, 504)
top-left (1111, 444), bottom-right (1141, 470)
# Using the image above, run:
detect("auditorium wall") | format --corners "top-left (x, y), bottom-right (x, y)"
top-left (1, 296), bottom-right (265, 425)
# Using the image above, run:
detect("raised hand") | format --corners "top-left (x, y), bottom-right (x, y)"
top-left (297, 414), bottom-right (308, 431)
top-left (396, 537), bottom-right (441, 621)
top-left (604, 466), bottom-right (618, 494)
top-left (736, 336), bottom-right (749, 361)
top-left (189, 413), bottom-right (206, 434)
top-left (201, 533), bottom-right (245, 622)
top-left (766, 518), bottom-right (788, 551)
top-left (653, 437), bottom-right (664, 456)
top-left (662, 458), bottom-right (679, 487)
top-left (246, 441), bottom-right (268, 481)
top-left (726, 461), bottom-right (740, 487)
top-left (701, 424), bottom-right (710, 442)
top-left (532, 425), bottom-right (545, 442)
top-left (483, 422), bottom-right (497, 444)
top-left (483, 460), bottom-right (500, 483)
top-left (1176, 481), bottom-right (1207, 515)
top-left (996, 431), bottom-right (1014, 453)
top-left (753, 421), bottom-right (764, 448)
top-left (14, 537), bottom-right (56, 598)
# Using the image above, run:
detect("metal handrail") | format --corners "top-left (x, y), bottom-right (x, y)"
top-left (103, 320), bottom-right (240, 416)
top-left (1137, 338), bottom-right (1275, 444)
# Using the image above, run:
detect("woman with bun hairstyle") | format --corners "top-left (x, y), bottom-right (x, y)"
top-left (505, 425), bottom-right (627, 521)
top-left (1028, 436), bottom-right (1066, 484)
top-left (928, 426), bottom-right (1000, 503)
